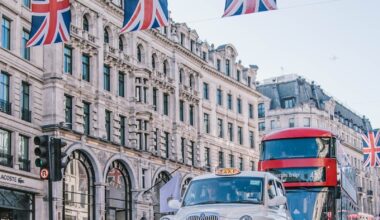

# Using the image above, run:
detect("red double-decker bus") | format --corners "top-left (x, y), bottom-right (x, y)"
top-left (259, 128), bottom-right (339, 220)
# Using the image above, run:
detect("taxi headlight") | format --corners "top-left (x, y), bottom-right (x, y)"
top-left (239, 215), bottom-right (253, 220)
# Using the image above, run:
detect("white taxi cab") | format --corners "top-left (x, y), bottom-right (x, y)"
top-left (160, 168), bottom-right (292, 220)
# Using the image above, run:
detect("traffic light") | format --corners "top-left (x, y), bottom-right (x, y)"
top-left (34, 135), bottom-right (50, 179)
top-left (51, 138), bottom-right (67, 181)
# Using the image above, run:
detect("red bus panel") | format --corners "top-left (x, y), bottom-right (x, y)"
top-left (263, 128), bottom-right (334, 141)
top-left (259, 158), bottom-right (337, 188)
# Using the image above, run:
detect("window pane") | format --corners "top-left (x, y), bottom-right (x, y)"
top-left (21, 30), bottom-right (30, 60)
top-left (2, 17), bottom-right (11, 50)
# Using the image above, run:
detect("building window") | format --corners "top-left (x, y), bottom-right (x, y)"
top-left (249, 104), bottom-right (254, 119)
top-left (135, 77), bottom-right (148, 103)
top-left (21, 82), bottom-right (31, 122)
top-left (119, 36), bottom-right (124, 51)
top-left (270, 120), bottom-right (276, 130)
top-left (237, 98), bottom-right (242, 114)
top-left (137, 45), bottom-right (143, 63)
top-left (21, 30), bottom-right (30, 60)
top-left (0, 73), bottom-right (8, 108)
top-left (179, 69), bottom-right (184, 84)
top-left (152, 54), bottom-right (157, 70)
top-left (104, 28), bottom-right (109, 43)
top-left (190, 141), bottom-right (195, 166)
top-left (283, 97), bottom-right (295, 109)
top-left (142, 169), bottom-right (147, 189)
top-left (181, 138), bottom-right (185, 163)
top-left (163, 60), bottom-right (169, 75)
top-left (189, 105), bottom-right (194, 126)
top-left (238, 126), bottom-right (243, 145)
top-left (190, 40), bottom-right (195, 52)
top-left (217, 88), bottom-right (223, 106)
top-left (64, 46), bottom-right (72, 74)
top-left (64, 95), bottom-right (72, 129)
top-left (82, 54), bottom-right (90, 82)
top-left (203, 113), bottom-right (210, 133)
top-left (202, 52), bottom-right (207, 61)
top-left (0, 129), bottom-right (11, 167)
top-left (227, 94), bottom-right (233, 110)
top-left (105, 110), bottom-right (111, 141)
top-left (83, 16), bottom-right (89, 31)
top-left (259, 122), bottom-right (265, 131)
top-left (83, 102), bottom-right (90, 135)
top-left (163, 93), bottom-right (169, 116)
top-left (153, 87), bottom-right (158, 111)
top-left (179, 100), bottom-right (184, 122)
top-left (164, 132), bottom-right (170, 158)
top-left (23, 0), bottom-right (30, 8)
top-left (18, 135), bottom-right (30, 172)
top-left (205, 147), bottom-right (210, 171)
top-left (226, 59), bottom-right (230, 76)
top-left (239, 157), bottom-right (243, 170)
top-left (258, 103), bottom-right (265, 118)
top-left (218, 151), bottom-right (224, 168)
top-left (236, 70), bottom-right (241, 82)
top-left (229, 154), bottom-right (234, 168)
top-left (118, 72), bottom-right (125, 97)
top-left (247, 76), bottom-right (251, 87)
top-left (249, 131), bottom-right (254, 149)
top-left (289, 118), bottom-right (295, 128)
top-left (2, 17), bottom-right (11, 50)
top-left (304, 117), bottom-right (311, 127)
top-left (104, 65), bottom-right (111, 91)
top-left (217, 59), bottom-right (221, 71)
top-left (189, 75), bottom-right (195, 89)
top-left (137, 119), bottom-right (149, 151)
top-left (250, 161), bottom-right (255, 171)
top-left (203, 82), bottom-right (209, 100)
top-left (180, 33), bottom-right (185, 46)
top-left (228, 122), bottom-right (233, 142)
top-left (217, 118), bottom-right (224, 138)
top-left (120, 115), bottom-right (126, 146)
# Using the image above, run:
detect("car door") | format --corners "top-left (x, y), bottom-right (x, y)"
top-left (275, 181), bottom-right (292, 220)
top-left (267, 179), bottom-right (282, 219)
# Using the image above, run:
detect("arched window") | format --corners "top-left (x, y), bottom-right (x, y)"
top-left (137, 44), bottom-right (144, 63)
top-left (163, 60), bottom-right (168, 75)
top-left (179, 69), bottom-right (184, 84)
top-left (189, 74), bottom-right (195, 89)
top-left (106, 161), bottom-right (132, 220)
top-left (104, 28), bottom-right (110, 44)
top-left (83, 16), bottom-right (89, 32)
top-left (119, 36), bottom-right (124, 51)
top-left (153, 171), bottom-right (171, 220)
top-left (63, 151), bottom-right (94, 220)
top-left (152, 54), bottom-right (157, 70)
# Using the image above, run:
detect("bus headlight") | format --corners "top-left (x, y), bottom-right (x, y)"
top-left (240, 215), bottom-right (253, 220)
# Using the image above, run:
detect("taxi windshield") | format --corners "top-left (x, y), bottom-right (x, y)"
top-left (182, 177), bottom-right (264, 207)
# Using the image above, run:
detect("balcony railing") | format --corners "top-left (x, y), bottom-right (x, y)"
top-left (0, 99), bottom-right (11, 115)
top-left (18, 158), bottom-right (31, 172)
top-left (21, 108), bottom-right (32, 122)
top-left (0, 153), bottom-right (13, 168)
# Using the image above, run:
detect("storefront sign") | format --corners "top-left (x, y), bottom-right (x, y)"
top-left (0, 171), bottom-right (43, 191)
top-left (0, 173), bottom-right (25, 184)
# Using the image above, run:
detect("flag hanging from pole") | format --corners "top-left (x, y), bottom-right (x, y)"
top-left (121, 0), bottom-right (169, 33)
top-left (223, 0), bottom-right (277, 18)
top-left (362, 129), bottom-right (380, 168)
top-left (159, 173), bottom-right (181, 213)
top-left (27, 0), bottom-right (71, 47)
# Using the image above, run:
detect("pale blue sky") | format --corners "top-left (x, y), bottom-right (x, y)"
top-left (168, 0), bottom-right (380, 129)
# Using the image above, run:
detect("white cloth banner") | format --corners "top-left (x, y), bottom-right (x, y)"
top-left (159, 173), bottom-right (181, 213)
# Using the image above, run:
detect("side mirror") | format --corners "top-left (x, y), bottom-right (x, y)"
top-left (168, 199), bottom-right (181, 210)
top-left (268, 195), bottom-right (287, 207)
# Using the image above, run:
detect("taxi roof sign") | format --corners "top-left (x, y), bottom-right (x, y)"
top-left (215, 168), bottom-right (241, 176)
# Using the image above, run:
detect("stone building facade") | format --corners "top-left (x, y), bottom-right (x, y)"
top-left (257, 74), bottom-right (379, 217)
top-left (0, 0), bottom-right (262, 220)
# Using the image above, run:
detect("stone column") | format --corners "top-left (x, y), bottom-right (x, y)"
top-left (95, 182), bottom-right (106, 220)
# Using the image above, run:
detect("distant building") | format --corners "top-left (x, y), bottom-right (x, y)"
top-left (257, 74), bottom-right (379, 217)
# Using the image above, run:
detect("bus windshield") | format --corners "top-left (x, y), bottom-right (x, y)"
top-left (182, 177), bottom-right (264, 207)
top-left (261, 138), bottom-right (332, 160)
top-left (286, 187), bottom-right (336, 220)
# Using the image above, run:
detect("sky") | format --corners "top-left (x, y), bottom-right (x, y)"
top-left (168, 0), bottom-right (380, 129)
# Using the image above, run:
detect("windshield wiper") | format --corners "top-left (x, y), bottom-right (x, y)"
top-left (232, 200), bottom-right (262, 204)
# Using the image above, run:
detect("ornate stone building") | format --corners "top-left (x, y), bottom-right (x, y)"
top-left (257, 74), bottom-right (379, 217)
top-left (0, 0), bottom-right (262, 219)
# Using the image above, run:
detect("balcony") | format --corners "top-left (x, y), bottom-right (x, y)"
top-left (21, 108), bottom-right (32, 122)
top-left (18, 158), bottom-right (30, 172)
top-left (0, 99), bottom-right (11, 115)
top-left (0, 153), bottom-right (13, 168)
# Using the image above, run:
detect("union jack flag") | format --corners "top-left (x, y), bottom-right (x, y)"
top-left (223, 0), bottom-right (277, 18)
top-left (121, 0), bottom-right (168, 33)
top-left (362, 129), bottom-right (380, 168)
top-left (27, 0), bottom-right (71, 47)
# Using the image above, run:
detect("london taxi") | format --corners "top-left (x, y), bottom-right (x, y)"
top-left (160, 168), bottom-right (292, 220)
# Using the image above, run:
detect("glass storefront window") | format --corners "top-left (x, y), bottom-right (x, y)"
top-left (0, 188), bottom-right (34, 220)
